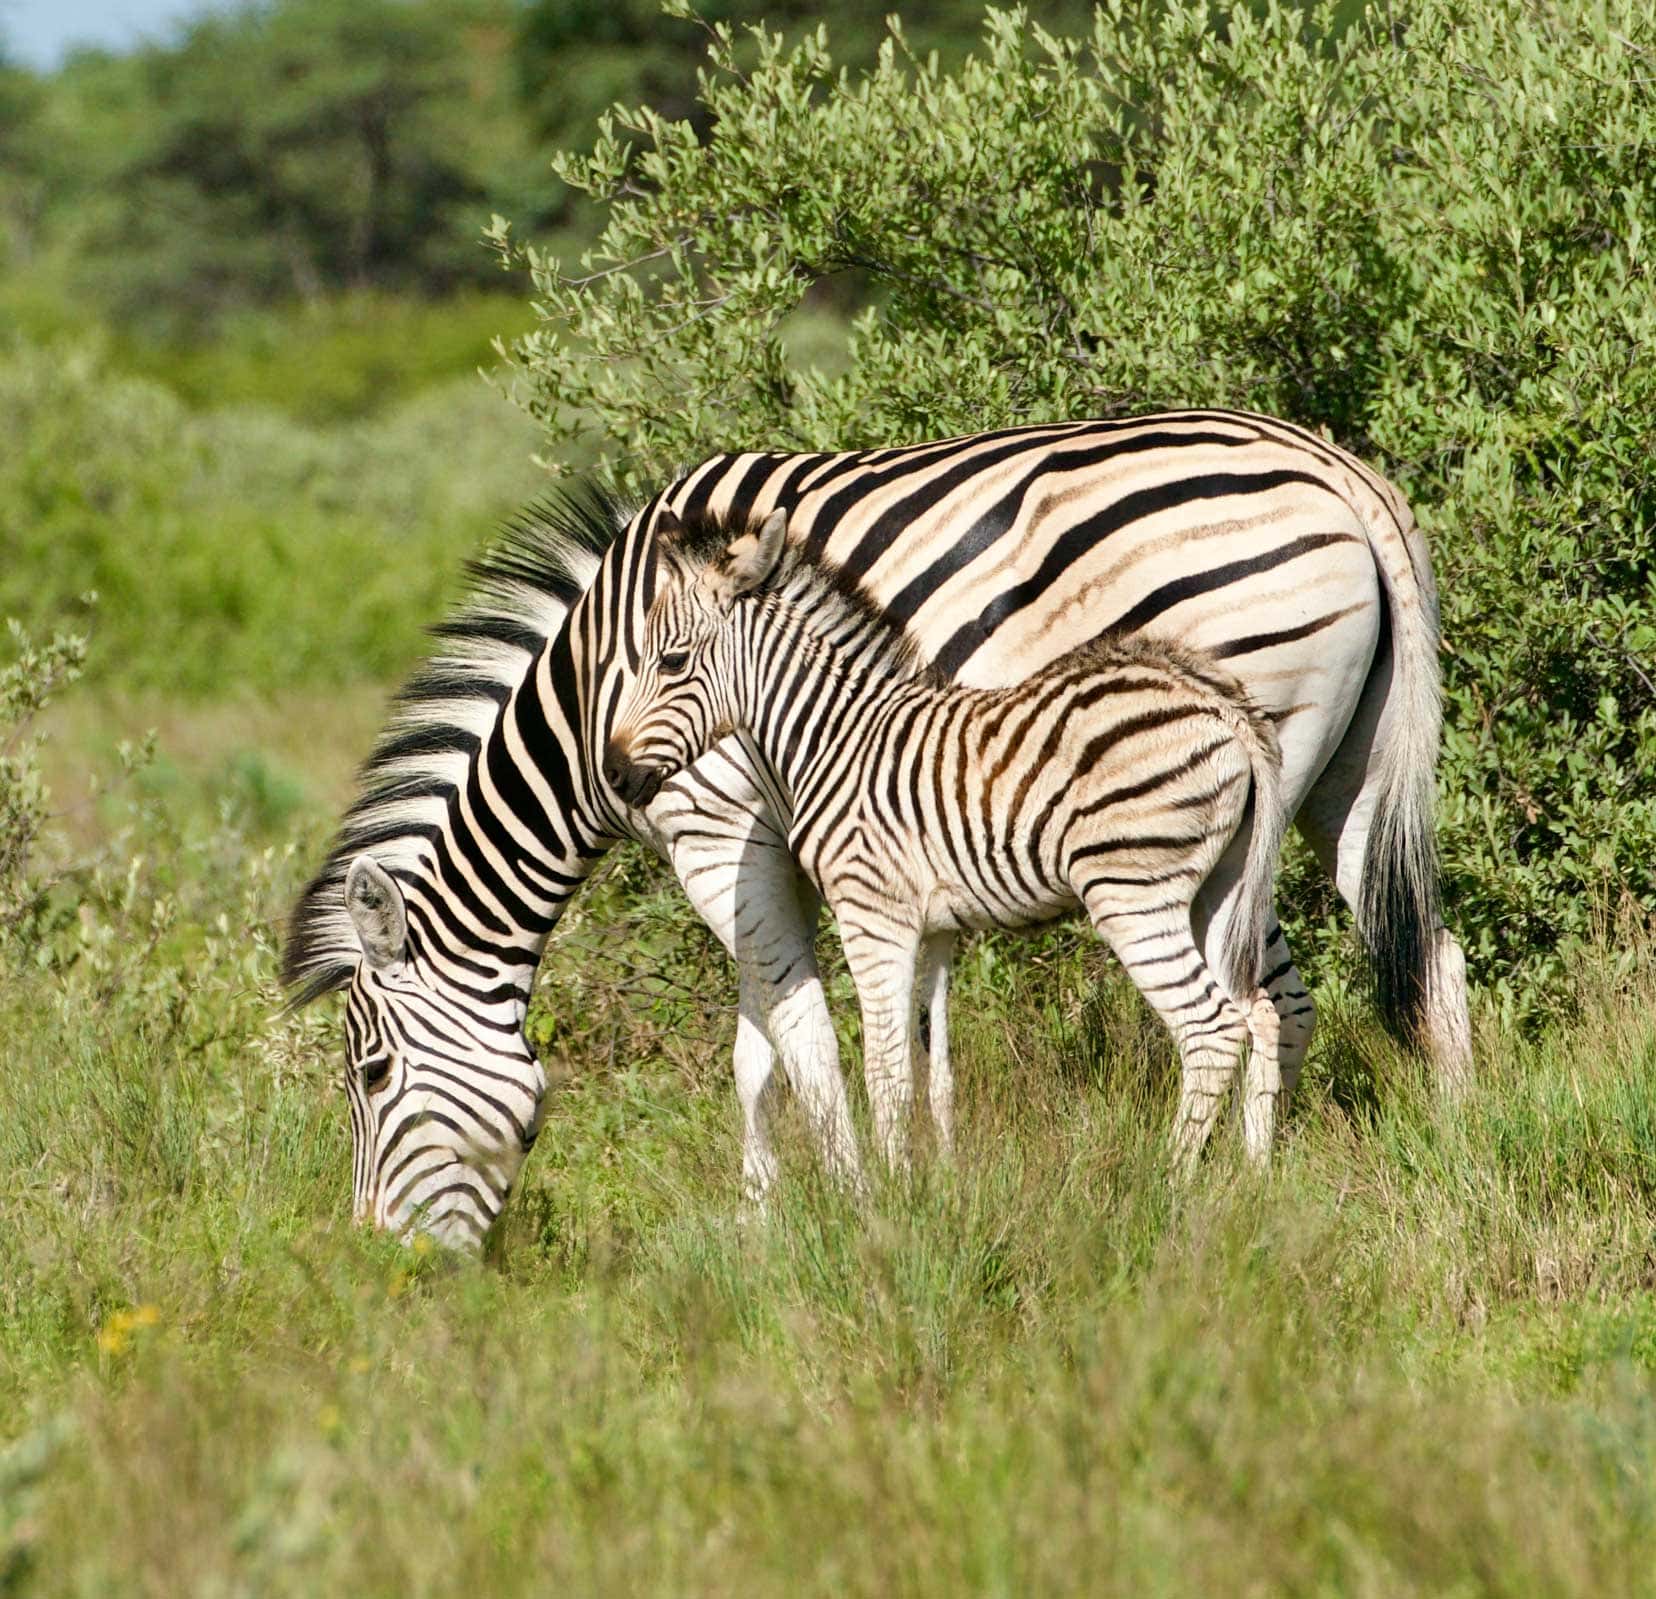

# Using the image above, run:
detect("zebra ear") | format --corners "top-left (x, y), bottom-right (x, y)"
top-left (718, 509), bottom-right (787, 604)
top-left (647, 508), bottom-right (694, 594)
top-left (344, 855), bottom-right (407, 970)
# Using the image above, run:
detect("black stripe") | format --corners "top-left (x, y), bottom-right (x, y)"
top-left (1210, 604), bottom-right (1361, 660)
top-left (1104, 531), bottom-right (1356, 639)
top-left (933, 472), bottom-right (1336, 676)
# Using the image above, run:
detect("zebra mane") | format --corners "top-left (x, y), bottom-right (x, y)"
top-left (768, 547), bottom-right (940, 686)
top-left (671, 507), bottom-right (938, 688)
top-left (281, 480), bottom-right (631, 1008)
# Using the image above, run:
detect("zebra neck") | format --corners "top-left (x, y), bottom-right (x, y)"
top-left (401, 636), bottom-right (617, 1005)
top-left (739, 596), bottom-right (941, 810)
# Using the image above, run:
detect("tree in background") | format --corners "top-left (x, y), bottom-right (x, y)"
top-left (514, 0), bottom-right (1101, 184)
top-left (0, 54), bottom-right (52, 266)
top-left (12, 0), bottom-right (543, 334)
top-left (4, 0), bottom-right (1117, 336)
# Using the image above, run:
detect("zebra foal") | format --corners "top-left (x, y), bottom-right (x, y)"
top-left (604, 509), bottom-right (1293, 1168)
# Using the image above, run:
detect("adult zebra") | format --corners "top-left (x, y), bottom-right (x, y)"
top-left (284, 411), bottom-right (1471, 1251)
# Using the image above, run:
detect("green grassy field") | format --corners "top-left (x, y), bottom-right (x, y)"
top-left (4, 761), bottom-right (1656, 1596)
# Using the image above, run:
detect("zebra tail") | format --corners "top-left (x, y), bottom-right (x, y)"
top-left (1220, 706), bottom-right (1290, 1005)
top-left (1356, 511), bottom-right (1446, 1049)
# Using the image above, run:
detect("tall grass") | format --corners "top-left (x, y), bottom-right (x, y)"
top-left (4, 812), bottom-right (1655, 1594)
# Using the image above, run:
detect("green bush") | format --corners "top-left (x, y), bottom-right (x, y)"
top-left (498, 0), bottom-right (1656, 1017)
top-left (0, 338), bottom-right (544, 695)
top-left (0, 618), bottom-right (87, 958)
top-left (108, 290), bottom-right (539, 424)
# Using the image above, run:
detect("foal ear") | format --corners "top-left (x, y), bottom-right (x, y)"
top-left (344, 855), bottom-right (408, 970)
top-left (649, 506), bottom-right (688, 576)
top-left (710, 509), bottom-right (787, 608)
top-left (654, 508), bottom-right (690, 551)
top-left (646, 508), bottom-right (692, 589)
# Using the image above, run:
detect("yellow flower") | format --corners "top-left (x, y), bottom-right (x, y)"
top-left (95, 1304), bottom-right (160, 1357)
top-left (318, 1404), bottom-right (343, 1437)
top-left (411, 1235), bottom-right (433, 1258)
top-left (96, 1321), bottom-right (131, 1357)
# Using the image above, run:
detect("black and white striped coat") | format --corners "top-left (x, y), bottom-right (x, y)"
top-left (285, 413), bottom-right (1470, 1249)
top-left (606, 510), bottom-right (1293, 1166)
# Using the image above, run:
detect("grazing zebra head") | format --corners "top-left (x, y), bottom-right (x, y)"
top-left (283, 490), bottom-right (624, 1254)
top-left (336, 856), bottom-right (548, 1252)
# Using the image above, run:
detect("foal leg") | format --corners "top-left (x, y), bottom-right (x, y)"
top-left (1259, 920), bottom-right (1316, 1103)
top-left (838, 913), bottom-right (923, 1171)
top-left (916, 930), bottom-right (957, 1155)
top-left (1235, 922), bottom-right (1316, 1165)
top-left (1240, 988), bottom-right (1282, 1164)
top-left (1081, 891), bottom-right (1249, 1172)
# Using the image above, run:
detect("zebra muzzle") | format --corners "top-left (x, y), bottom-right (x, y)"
top-left (602, 739), bottom-right (666, 809)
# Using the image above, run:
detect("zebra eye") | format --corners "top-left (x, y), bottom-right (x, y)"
top-left (359, 1055), bottom-right (392, 1092)
top-left (660, 650), bottom-right (691, 675)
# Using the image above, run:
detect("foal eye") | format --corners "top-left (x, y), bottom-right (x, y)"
top-left (660, 650), bottom-right (691, 674)
top-left (360, 1055), bottom-right (392, 1092)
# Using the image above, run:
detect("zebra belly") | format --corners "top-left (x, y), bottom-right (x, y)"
top-left (921, 874), bottom-right (1074, 934)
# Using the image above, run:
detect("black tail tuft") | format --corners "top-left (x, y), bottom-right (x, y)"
top-left (1358, 804), bottom-right (1436, 1049)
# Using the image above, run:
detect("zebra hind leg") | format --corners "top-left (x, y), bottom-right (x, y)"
top-left (1425, 927), bottom-right (1473, 1096)
top-left (916, 930), bottom-right (957, 1156)
top-left (1291, 632), bottom-right (1473, 1096)
top-left (1082, 894), bottom-right (1250, 1174)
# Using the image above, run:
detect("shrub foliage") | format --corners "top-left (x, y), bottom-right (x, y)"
top-left (498, 0), bottom-right (1656, 1014)
top-left (0, 339), bottom-right (542, 694)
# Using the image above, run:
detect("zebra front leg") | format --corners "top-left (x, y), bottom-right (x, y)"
top-left (916, 930), bottom-right (957, 1155)
top-left (733, 971), bottom-right (781, 1204)
top-left (655, 769), bottom-right (862, 1190)
top-left (838, 915), bottom-right (922, 1171)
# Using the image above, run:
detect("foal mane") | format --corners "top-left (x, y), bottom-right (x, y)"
top-left (670, 506), bottom-right (940, 689)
